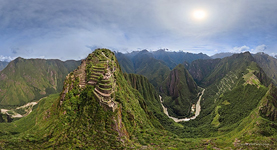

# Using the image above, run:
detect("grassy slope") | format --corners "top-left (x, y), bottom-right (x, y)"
top-left (206, 84), bottom-right (277, 149)
top-left (164, 52), bottom-right (273, 139)
top-left (0, 58), bottom-right (80, 106)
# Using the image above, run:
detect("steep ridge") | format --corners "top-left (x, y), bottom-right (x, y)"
top-left (123, 50), bottom-right (171, 88)
top-left (123, 73), bottom-right (187, 137)
top-left (0, 58), bottom-right (80, 106)
top-left (187, 58), bottom-right (221, 84)
top-left (0, 49), bottom-right (189, 149)
top-left (179, 52), bottom-right (273, 138)
top-left (116, 49), bottom-right (211, 87)
top-left (114, 52), bottom-right (134, 73)
top-left (160, 64), bottom-right (200, 118)
top-left (123, 73), bottom-right (165, 128)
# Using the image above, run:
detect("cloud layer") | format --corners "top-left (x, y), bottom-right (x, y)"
top-left (0, 0), bottom-right (277, 60)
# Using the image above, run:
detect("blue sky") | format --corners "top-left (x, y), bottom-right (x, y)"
top-left (0, 0), bottom-right (277, 61)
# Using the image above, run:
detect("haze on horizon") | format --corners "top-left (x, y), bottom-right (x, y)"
top-left (1, 0), bottom-right (277, 61)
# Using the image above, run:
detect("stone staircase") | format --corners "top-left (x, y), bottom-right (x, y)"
top-left (86, 52), bottom-right (117, 111)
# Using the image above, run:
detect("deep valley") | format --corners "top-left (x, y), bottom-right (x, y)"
top-left (0, 49), bottom-right (276, 149)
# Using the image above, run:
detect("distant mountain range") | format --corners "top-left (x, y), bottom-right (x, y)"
top-left (0, 49), bottom-right (276, 149)
top-left (211, 52), bottom-right (235, 59)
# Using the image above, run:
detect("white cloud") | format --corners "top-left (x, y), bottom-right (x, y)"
top-left (232, 45), bottom-right (250, 53)
top-left (254, 44), bottom-right (266, 52)
top-left (0, 55), bottom-right (15, 62)
top-left (1, 0), bottom-right (277, 59)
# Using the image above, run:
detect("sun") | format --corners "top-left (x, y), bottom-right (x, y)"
top-left (192, 10), bottom-right (207, 20)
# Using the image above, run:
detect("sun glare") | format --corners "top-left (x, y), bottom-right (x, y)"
top-left (193, 10), bottom-right (207, 20)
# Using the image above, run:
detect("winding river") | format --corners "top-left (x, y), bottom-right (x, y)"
top-left (159, 88), bottom-right (205, 122)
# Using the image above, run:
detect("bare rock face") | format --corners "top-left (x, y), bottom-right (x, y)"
top-left (188, 59), bottom-right (221, 84)
top-left (166, 69), bottom-right (179, 99)
top-left (166, 65), bottom-right (198, 100)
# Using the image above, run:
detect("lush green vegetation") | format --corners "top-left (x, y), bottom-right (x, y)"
top-left (160, 64), bottom-right (200, 118)
top-left (0, 50), bottom-right (276, 149)
top-left (0, 58), bottom-right (80, 107)
top-left (0, 49), bottom-right (197, 149)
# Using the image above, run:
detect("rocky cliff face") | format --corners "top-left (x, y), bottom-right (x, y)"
top-left (188, 59), bottom-right (221, 84)
top-left (253, 53), bottom-right (277, 85)
top-left (166, 69), bottom-right (180, 99)
top-left (259, 84), bottom-right (277, 121)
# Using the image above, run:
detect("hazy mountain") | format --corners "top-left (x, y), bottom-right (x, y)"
top-left (116, 50), bottom-right (171, 88)
top-left (116, 49), bottom-right (211, 70)
top-left (152, 49), bottom-right (211, 69)
top-left (186, 58), bottom-right (221, 84)
top-left (0, 61), bottom-right (8, 71)
top-left (211, 52), bottom-right (235, 59)
top-left (115, 49), bottom-right (210, 88)
top-left (253, 52), bottom-right (277, 85)
top-left (0, 57), bottom-right (80, 106)
top-left (114, 52), bottom-right (134, 73)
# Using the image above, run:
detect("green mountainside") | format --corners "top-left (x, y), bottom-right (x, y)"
top-left (160, 64), bottom-right (200, 118)
top-left (115, 49), bottom-right (210, 87)
top-left (116, 50), bottom-right (171, 88)
top-left (179, 52), bottom-right (274, 137)
top-left (0, 58), bottom-right (80, 107)
top-left (0, 50), bottom-right (276, 149)
top-left (0, 61), bottom-right (8, 71)
top-left (0, 49), bottom-right (191, 149)
top-left (114, 52), bottom-right (135, 73)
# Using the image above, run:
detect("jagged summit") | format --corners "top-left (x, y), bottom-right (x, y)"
top-left (60, 48), bottom-right (118, 111)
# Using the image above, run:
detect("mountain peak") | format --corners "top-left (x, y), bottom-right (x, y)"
top-left (60, 48), bottom-right (118, 111)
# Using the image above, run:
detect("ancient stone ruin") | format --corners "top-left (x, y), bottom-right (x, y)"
top-left (86, 51), bottom-right (117, 112)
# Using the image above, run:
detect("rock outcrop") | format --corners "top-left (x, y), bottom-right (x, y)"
top-left (259, 84), bottom-right (277, 121)
top-left (60, 49), bottom-right (118, 112)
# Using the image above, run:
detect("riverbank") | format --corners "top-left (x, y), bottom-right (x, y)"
top-left (159, 88), bottom-right (205, 122)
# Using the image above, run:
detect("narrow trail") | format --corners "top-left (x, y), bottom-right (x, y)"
top-left (159, 88), bottom-right (205, 122)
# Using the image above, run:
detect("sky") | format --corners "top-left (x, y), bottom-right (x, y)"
top-left (0, 0), bottom-right (277, 61)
